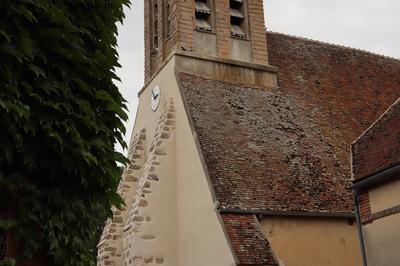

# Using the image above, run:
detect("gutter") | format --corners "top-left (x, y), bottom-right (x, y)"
top-left (219, 208), bottom-right (355, 219)
top-left (354, 192), bottom-right (368, 266)
top-left (351, 164), bottom-right (400, 191)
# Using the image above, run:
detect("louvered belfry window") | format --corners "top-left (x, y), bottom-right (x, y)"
top-left (230, 0), bottom-right (246, 38)
top-left (195, 0), bottom-right (212, 32)
top-left (165, 0), bottom-right (172, 36)
top-left (153, 1), bottom-right (159, 52)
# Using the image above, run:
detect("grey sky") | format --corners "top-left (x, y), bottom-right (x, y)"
top-left (115, 0), bottom-right (400, 154)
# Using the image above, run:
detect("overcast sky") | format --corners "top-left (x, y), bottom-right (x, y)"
top-left (115, 0), bottom-right (400, 154)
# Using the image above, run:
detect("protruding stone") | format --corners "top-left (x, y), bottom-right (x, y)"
top-left (148, 174), bottom-right (159, 181)
top-left (113, 216), bottom-right (123, 223)
top-left (139, 199), bottom-right (148, 207)
top-left (125, 175), bottom-right (138, 182)
top-left (142, 234), bottom-right (155, 240)
top-left (144, 257), bottom-right (154, 263)
top-left (129, 164), bottom-right (141, 170)
top-left (155, 257), bottom-right (164, 264)
top-left (160, 132), bottom-right (170, 139)
top-left (134, 215), bottom-right (145, 222)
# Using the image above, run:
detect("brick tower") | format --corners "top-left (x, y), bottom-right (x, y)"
top-left (97, 1), bottom-right (277, 265)
top-left (144, 0), bottom-right (277, 87)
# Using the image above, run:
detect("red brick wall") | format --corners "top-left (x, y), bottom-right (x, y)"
top-left (215, 0), bottom-right (230, 58)
top-left (359, 191), bottom-right (372, 224)
top-left (176, 0), bottom-right (194, 53)
top-left (144, 0), bottom-right (271, 81)
top-left (352, 99), bottom-right (400, 180)
top-left (248, 0), bottom-right (268, 64)
top-left (221, 214), bottom-right (278, 265)
top-left (144, 0), bottom-right (152, 82)
top-left (145, 0), bottom-right (178, 83)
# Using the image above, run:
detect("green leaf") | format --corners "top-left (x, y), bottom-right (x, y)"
top-left (28, 64), bottom-right (46, 78)
top-left (0, 0), bottom-right (131, 264)
top-left (18, 5), bottom-right (37, 22)
top-left (0, 258), bottom-right (16, 266)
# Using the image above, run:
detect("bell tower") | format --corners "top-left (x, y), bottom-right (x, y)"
top-left (98, 2), bottom-right (278, 266)
top-left (144, 0), bottom-right (277, 87)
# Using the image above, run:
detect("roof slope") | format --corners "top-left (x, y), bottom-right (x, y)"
top-left (352, 98), bottom-right (400, 181)
top-left (221, 214), bottom-right (278, 266)
top-left (179, 32), bottom-right (400, 214)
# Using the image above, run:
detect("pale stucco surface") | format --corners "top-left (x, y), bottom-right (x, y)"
top-left (363, 213), bottom-right (400, 266)
top-left (362, 177), bottom-right (400, 266)
top-left (230, 38), bottom-right (252, 62)
top-left (369, 177), bottom-right (400, 213)
top-left (193, 31), bottom-right (218, 57)
top-left (130, 56), bottom-right (236, 266)
top-left (259, 216), bottom-right (362, 266)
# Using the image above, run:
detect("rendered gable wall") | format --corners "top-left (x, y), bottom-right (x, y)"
top-left (259, 216), bottom-right (361, 266)
top-left (98, 57), bottom-right (236, 266)
top-left (362, 178), bottom-right (400, 266)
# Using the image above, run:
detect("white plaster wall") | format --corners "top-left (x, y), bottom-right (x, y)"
top-left (130, 56), bottom-right (236, 266)
top-left (173, 80), bottom-right (236, 266)
top-left (230, 38), bottom-right (251, 62)
top-left (363, 213), bottom-right (400, 266)
top-left (369, 178), bottom-right (400, 213)
top-left (259, 216), bottom-right (362, 266)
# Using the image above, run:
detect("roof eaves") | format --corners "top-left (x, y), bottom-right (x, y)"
top-left (266, 31), bottom-right (400, 62)
top-left (220, 208), bottom-right (355, 218)
top-left (351, 163), bottom-right (400, 191)
top-left (351, 97), bottom-right (400, 146)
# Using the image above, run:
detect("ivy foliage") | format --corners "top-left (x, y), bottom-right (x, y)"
top-left (0, 0), bottom-right (130, 265)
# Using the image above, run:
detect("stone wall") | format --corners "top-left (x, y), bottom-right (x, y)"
top-left (98, 99), bottom-right (176, 266)
top-left (97, 129), bottom-right (146, 265)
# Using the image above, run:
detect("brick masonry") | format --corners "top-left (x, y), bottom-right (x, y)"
top-left (359, 191), bottom-right (372, 224)
top-left (352, 98), bottom-right (400, 181)
top-left (215, 0), bottom-right (230, 58)
top-left (359, 187), bottom-right (400, 224)
top-left (221, 214), bottom-right (278, 266)
top-left (365, 204), bottom-right (400, 224)
top-left (145, 0), bottom-right (178, 83)
top-left (144, 0), bottom-right (270, 82)
top-left (248, 0), bottom-right (269, 64)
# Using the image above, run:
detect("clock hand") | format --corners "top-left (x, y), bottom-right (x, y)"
top-left (152, 90), bottom-right (155, 99)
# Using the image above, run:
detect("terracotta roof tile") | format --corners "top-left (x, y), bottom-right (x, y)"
top-left (179, 32), bottom-right (400, 213)
top-left (221, 214), bottom-right (278, 266)
top-left (352, 98), bottom-right (400, 180)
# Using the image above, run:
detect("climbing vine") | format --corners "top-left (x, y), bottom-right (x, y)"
top-left (0, 0), bottom-right (130, 265)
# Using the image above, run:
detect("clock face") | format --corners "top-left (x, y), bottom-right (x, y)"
top-left (151, 85), bottom-right (161, 111)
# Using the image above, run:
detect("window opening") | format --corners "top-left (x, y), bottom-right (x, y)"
top-left (230, 0), bottom-right (246, 38)
top-left (195, 0), bottom-right (212, 32)
top-left (153, 1), bottom-right (159, 53)
top-left (165, 0), bottom-right (172, 36)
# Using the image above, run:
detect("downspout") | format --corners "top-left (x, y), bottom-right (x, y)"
top-left (354, 191), bottom-right (367, 266)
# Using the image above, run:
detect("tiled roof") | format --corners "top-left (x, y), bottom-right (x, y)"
top-left (352, 98), bottom-right (400, 181)
top-left (221, 214), bottom-right (278, 266)
top-left (179, 32), bottom-right (400, 213)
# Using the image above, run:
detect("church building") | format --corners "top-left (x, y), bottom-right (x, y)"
top-left (98, 0), bottom-right (400, 265)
